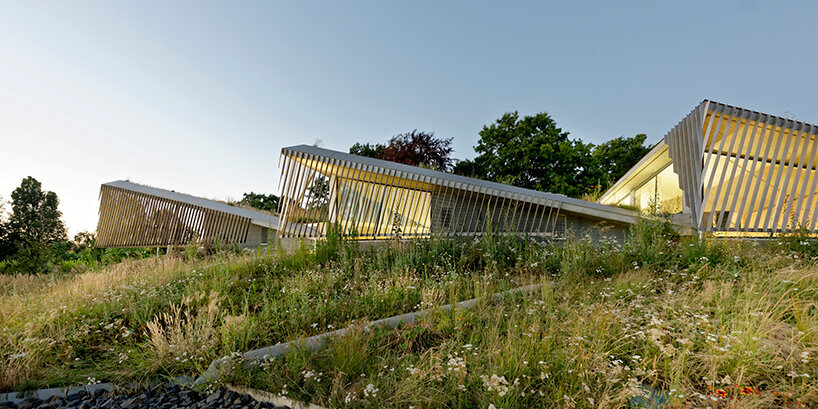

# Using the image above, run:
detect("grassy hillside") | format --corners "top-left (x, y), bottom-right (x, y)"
top-left (2, 221), bottom-right (817, 408)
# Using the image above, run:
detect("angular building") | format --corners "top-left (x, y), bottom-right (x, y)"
top-left (96, 180), bottom-right (278, 248)
top-left (600, 100), bottom-right (818, 236)
top-left (278, 145), bottom-right (638, 241)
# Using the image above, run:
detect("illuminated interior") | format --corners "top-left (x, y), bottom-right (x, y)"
top-left (336, 179), bottom-right (432, 238)
top-left (600, 100), bottom-right (818, 235)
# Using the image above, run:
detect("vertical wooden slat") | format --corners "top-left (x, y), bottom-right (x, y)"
top-left (752, 117), bottom-right (788, 230)
top-left (281, 153), bottom-right (306, 237)
top-left (724, 112), bottom-right (761, 232)
top-left (404, 178), bottom-right (425, 237)
top-left (770, 121), bottom-right (807, 231)
top-left (735, 113), bottom-right (770, 232)
top-left (701, 105), bottom-right (734, 231)
top-left (296, 154), bottom-right (320, 238)
top-left (748, 120), bottom-right (777, 230)
top-left (312, 155), bottom-right (333, 238)
top-left (793, 125), bottom-right (818, 228)
top-left (712, 109), bottom-right (749, 230)
top-left (277, 154), bottom-right (294, 236)
top-left (334, 159), bottom-right (355, 237)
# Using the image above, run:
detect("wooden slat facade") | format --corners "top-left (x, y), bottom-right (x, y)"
top-left (96, 184), bottom-right (253, 248)
top-left (278, 146), bottom-right (636, 240)
top-left (602, 99), bottom-right (818, 235)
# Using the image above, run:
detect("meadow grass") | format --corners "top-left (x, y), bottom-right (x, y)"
top-left (223, 224), bottom-right (818, 408)
top-left (0, 233), bottom-right (538, 391)
top-left (1, 220), bottom-right (817, 409)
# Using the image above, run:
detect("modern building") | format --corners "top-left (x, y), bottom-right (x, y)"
top-left (277, 145), bottom-right (639, 241)
top-left (96, 180), bottom-right (278, 248)
top-left (98, 99), bottom-right (813, 245)
top-left (600, 100), bottom-right (818, 236)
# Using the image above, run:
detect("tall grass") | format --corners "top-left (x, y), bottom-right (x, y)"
top-left (0, 229), bottom-right (546, 391)
top-left (2, 222), bottom-right (817, 408)
top-left (221, 225), bottom-right (818, 408)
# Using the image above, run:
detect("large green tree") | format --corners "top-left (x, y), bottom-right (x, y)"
top-left (463, 111), bottom-right (594, 197)
top-left (455, 112), bottom-right (651, 199)
top-left (8, 177), bottom-right (66, 244)
top-left (240, 192), bottom-right (280, 213)
top-left (589, 134), bottom-right (652, 190)
top-left (349, 142), bottom-right (385, 159)
top-left (1, 177), bottom-right (67, 272)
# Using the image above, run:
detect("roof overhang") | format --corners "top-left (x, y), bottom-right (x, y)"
top-left (282, 145), bottom-right (640, 226)
top-left (102, 180), bottom-right (279, 230)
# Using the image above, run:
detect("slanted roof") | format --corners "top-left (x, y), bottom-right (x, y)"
top-left (282, 144), bottom-right (639, 225)
top-left (103, 180), bottom-right (279, 229)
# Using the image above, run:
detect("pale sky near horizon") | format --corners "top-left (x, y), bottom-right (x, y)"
top-left (2, 1), bottom-right (818, 236)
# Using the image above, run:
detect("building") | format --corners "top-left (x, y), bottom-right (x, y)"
top-left (600, 100), bottom-right (818, 236)
top-left (277, 145), bottom-right (638, 241)
top-left (96, 180), bottom-right (278, 248)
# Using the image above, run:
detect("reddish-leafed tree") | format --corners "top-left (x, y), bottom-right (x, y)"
top-left (379, 130), bottom-right (454, 171)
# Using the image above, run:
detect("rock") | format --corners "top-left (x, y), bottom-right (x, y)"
top-left (119, 396), bottom-right (141, 409)
top-left (1, 385), bottom-right (288, 409)
top-left (16, 399), bottom-right (37, 409)
top-left (205, 391), bottom-right (222, 404)
top-left (66, 393), bottom-right (84, 402)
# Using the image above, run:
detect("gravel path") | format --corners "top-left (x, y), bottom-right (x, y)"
top-left (0, 385), bottom-right (289, 409)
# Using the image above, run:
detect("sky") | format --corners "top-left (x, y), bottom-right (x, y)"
top-left (1, 0), bottom-right (818, 236)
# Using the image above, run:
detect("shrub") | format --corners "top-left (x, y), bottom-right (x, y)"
top-left (777, 227), bottom-right (818, 261)
top-left (624, 216), bottom-right (679, 269)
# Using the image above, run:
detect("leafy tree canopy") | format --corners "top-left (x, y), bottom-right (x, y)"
top-left (240, 192), bottom-right (280, 213)
top-left (590, 134), bottom-right (652, 190)
top-left (456, 112), bottom-right (651, 199)
top-left (467, 111), bottom-right (594, 197)
top-left (8, 177), bottom-right (66, 244)
top-left (350, 130), bottom-right (454, 172)
top-left (381, 130), bottom-right (454, 171)
top-left (349, 142), bottom-right (385, 159)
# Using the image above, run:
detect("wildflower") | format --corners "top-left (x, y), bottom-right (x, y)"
top-left (715, 389), bottom-right (727, 398)
top-left (740, 386), bottom-right (756, 395)
top-left (446, 355), bottom-right (466, 372)
top-left (363, 383), bottom-right (379, 398)
top-left (481, 374), bottom-right (509, 396)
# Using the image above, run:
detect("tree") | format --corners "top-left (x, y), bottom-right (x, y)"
top-left (350, 130), bottom-right (455, 172)
top-left (381, 130), bottom-right (454, 171)
top-left (240, 192), bottom-right (280, 213)
top-left (468, 111), bottom-right (594, 198)
top-left (452, 159), bottom-right (482, 179)
top-left (589, 134), bottom-right (652, 190)
top-left (0, 195), bottom-right (11, 261)
top-left (1, 177), bottom-right (67, 272)
top-left (306, 176), bottom-right (330, 208)
top-left (349, 142), bottom-right (385, 159)
top-left (8, 177), bottom-right (66, 245)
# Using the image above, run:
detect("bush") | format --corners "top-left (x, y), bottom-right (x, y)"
top-left (624, 216), bottom-right (679, 269)
top-left (777, 227), bottom-right (818, 261)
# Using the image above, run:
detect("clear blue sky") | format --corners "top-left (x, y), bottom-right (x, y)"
top-left (2, 0), bottom-right (817, 236)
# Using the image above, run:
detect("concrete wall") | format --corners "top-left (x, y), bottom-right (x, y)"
top-left (562, 212), bottom-right (630, 244)
top-left (243, 225), bottom-right (284, 249)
